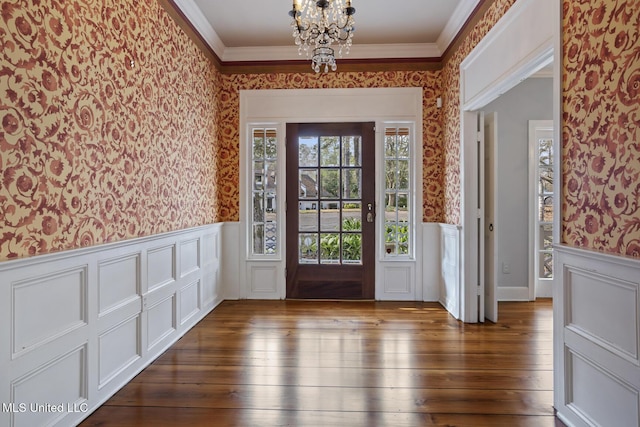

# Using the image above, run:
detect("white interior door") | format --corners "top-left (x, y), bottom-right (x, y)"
top-left (477, 112), bottom-right (486, 322)
top-left (484, 112), bottom-right (498, 322)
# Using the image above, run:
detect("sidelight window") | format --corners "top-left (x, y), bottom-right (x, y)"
top-left (384, 126), bottom-right (412, 257)
top-left (251, 127), bottom-right (278, 256)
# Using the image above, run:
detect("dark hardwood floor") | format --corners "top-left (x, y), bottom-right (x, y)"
top-left (80, 299), bottom-right (565, 426)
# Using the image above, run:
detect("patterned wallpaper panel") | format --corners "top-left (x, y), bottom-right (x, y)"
top-left (440, 0), bottom-right (517, 225)
top-left (563, 0), bottom-right (640, 256)
top-left (0, 0), bottom-right (220, 260)
top-left (216, 71), bottom-right (444, 223)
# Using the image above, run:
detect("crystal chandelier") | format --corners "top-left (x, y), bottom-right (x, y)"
top-left (289, 0), bottom-right (356, 73)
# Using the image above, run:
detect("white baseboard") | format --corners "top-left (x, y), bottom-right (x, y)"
top-left (497, 286), bottom-right (531, 301)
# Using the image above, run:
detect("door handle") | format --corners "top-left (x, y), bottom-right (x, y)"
top-left (367, 203), bottom-right (375, 223)
top-left (489, 223), bottom-right (494, 231)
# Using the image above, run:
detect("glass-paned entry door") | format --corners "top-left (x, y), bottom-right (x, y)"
top-left (286, 123), bottom-right (375, 299)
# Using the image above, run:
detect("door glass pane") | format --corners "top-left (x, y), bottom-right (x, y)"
top-left (320, 202), bottom-right (340, 232)
top-left (343, 136), bottom-right (361, 166)
top-left (320, 136), bottom-right (340, 166)
top-left (342, 169), bottom-right (361, 199)
top-left (299, 136), bottom-right (318, 167)
top-left (299, 233), bottom-right (318, 263)
top-left (299, 203), bottom-right (318, 232)
top-left (343, 233), bottom-right (362, 263)
top-left (299, 170), bottom-right (318, 199)
top-left (342, 202), bottom-right (361, 231)
top-left (320, 169), bottom-right (340, 199)
top-left (320, 233), bottom-right (340, 264)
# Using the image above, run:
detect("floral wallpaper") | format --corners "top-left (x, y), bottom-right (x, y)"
top-left (216, 71), bottom-right (444, 223)
top-left (9, 0), bottom-right (636, 261)
top-left (563, 0), bottom-right (640, 256)
top-left (0, 0), bottom-right (220, 260)
top-left (440, 0), bottom-right (517, 225)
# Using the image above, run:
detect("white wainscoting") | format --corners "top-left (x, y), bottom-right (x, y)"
top-left (422, 223), bottom-right (442, 302)
top-left (440, 224), bottom-right (462, 319)
top-left (227, 222), bottom-right (443, 302)
top-left (0, 224), bottom-right (223, 427)
top-left (554, 245), bottom-right (640, 427)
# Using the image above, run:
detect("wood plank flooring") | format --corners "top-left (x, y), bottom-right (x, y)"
top-left (80, 300), bottom-right (565, 426)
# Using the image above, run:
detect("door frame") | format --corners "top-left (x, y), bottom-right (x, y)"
top-left (238, 88), bottom-right (423, 300)
top-left (458, 0), bottom-right (558, 322)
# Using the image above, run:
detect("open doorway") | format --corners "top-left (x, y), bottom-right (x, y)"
top-left (481, 77), bottom-right (554, 310)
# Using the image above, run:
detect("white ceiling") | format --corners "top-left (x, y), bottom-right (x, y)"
top-left (173, 0), bottom-right (482, 62)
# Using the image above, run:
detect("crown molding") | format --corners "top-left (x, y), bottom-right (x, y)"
top-left (172, 0), bottom-right (226, 59)
top-left (165, 0), bottom-right (492, 73)
top-left (222, 43), bottom-right (442, 63)
top-left (437, 0), bottom-right (482, 53)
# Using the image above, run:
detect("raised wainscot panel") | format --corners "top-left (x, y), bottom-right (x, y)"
top-left (567, 266), bottom-right (640, 362)
top-left (147, 244), bottom-right (176, 292)
top-left (147, 295), bottom-right (177, 351)
top-left (568, 350), bottom-right (640, 427)
top-left (249, 265), bottom-right (278, 294)
top-left (382, 266), bottom-right (413, 294)
top-left (179, 280), bottom-right (201, 326)
top-left (98, 315), bottom-right (141, 389)
top-left (440, 225), bottom-right (461, 319)
top-left (202, 232), bottom-right (218, 267)
top-left (11, 344), bottom-right (87, 427)
top-left (98, 254), bottom-right (140, 317)
top-left (12, 267), bottom-right (88, 359)
top-left (180, 238), bottom-right (200, 278)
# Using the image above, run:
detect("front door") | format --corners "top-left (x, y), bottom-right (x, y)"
top-left (286, 122), bottom-right (375, 299)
